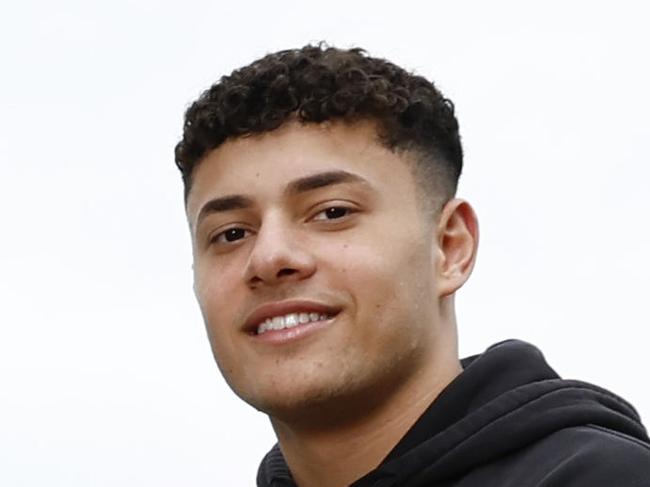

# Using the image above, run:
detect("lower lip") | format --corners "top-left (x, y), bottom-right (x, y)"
top-left (251, 316), bottom-right (336, 345)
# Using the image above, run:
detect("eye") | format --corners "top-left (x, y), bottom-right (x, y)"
top-left (311, 206), bottom-right (355, 221)
top-left (211, 227), bottom-right (251, 245)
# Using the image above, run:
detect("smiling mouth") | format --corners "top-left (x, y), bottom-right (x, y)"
top-left (255, 312), bottom-right (336, 335)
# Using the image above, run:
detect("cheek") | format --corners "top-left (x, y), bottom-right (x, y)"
top-left (327, 241), bottom-right (395, 294)
top-left (193, 260), bottom-right (243, 358)
top-left (333, 232), bottom-right (433, 295)
top-left (194, 255), bottom-right (242, 316)
top-left (335, 235), bottom-right (436, 339)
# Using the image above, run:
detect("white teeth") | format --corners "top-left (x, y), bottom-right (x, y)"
top-left (256, 311), bottom-right (333, 335)
top-left (285, 314), bottom-right (299, 327)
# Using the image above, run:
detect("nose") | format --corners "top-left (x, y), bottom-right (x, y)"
top-left (243, 214), bottom-right (316, 288)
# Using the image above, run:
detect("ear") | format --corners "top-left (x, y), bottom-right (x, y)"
top-left (435, 199), bottom-right (479, 298)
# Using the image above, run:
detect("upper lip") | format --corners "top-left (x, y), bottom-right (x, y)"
top-left (242, 299), bottom-right (341, 334)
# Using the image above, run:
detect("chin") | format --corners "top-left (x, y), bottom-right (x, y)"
top-left (238, 369), bottom-right (401, 428)
top-left (243, 381), bottom-right (342, 416)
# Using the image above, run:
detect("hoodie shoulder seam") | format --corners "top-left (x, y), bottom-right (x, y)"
top-left (585, 424), bottom-right (650, 452)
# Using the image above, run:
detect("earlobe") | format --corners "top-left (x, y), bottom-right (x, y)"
top-left (436, 199), bottom-right (479, 297)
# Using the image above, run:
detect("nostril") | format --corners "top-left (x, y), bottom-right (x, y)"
top-left (277, 268), bottom-right (298, 278)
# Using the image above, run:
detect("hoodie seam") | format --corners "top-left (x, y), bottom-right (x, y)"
top-left (585, 424), bottom-right (650, 452)
top-left (455, 383), bottom-right (637, 450)
top-left (460, 383), bottom-right (639, 446)
top-left (403, 383), bottom-right (642, 485)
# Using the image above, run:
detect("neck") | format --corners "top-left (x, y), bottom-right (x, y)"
top-left (270, 333), bottom-right (462, 487)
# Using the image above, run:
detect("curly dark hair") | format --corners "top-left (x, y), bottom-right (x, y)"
top-left (175, 44), bottom-right (463, 206)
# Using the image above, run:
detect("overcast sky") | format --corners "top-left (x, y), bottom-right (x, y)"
top-left (1, 1), bottom-right (649, 485)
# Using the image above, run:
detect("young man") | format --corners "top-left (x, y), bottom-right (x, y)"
top-left (175, 45), bottom-right (650, 486)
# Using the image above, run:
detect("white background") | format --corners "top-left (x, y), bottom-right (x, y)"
top-left (1, 1), bottom-right (649, 485)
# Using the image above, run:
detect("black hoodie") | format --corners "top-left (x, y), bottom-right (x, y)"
top-left (257, 339), bottom-right (650, 486)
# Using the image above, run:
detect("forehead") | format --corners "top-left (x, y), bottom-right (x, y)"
top-left (185, 120), bottom-right (419, 219)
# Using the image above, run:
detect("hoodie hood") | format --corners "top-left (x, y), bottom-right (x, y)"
top-left (257, 339), bottom-right (649, 486)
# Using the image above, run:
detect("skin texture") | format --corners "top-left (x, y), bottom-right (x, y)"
top-left (186, 120), bottom-right (479, 487)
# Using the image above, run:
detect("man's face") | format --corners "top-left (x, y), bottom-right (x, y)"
top-left (186, 121), bottom-right (444, 420)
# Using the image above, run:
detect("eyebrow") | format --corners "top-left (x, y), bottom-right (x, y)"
top-left (284, 170), bottom-right (368, 195)
top-left (195, 195), bottom-right (254, 229)
top-left (195, 170), bottom-right (369, 229)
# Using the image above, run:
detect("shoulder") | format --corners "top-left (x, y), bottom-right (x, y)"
top-left (531, 425), bottom-right (650, 486)
top-left (464, 425), bottom-right (650, 487)
top-left (552, 424), bottom-right (649, 459)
